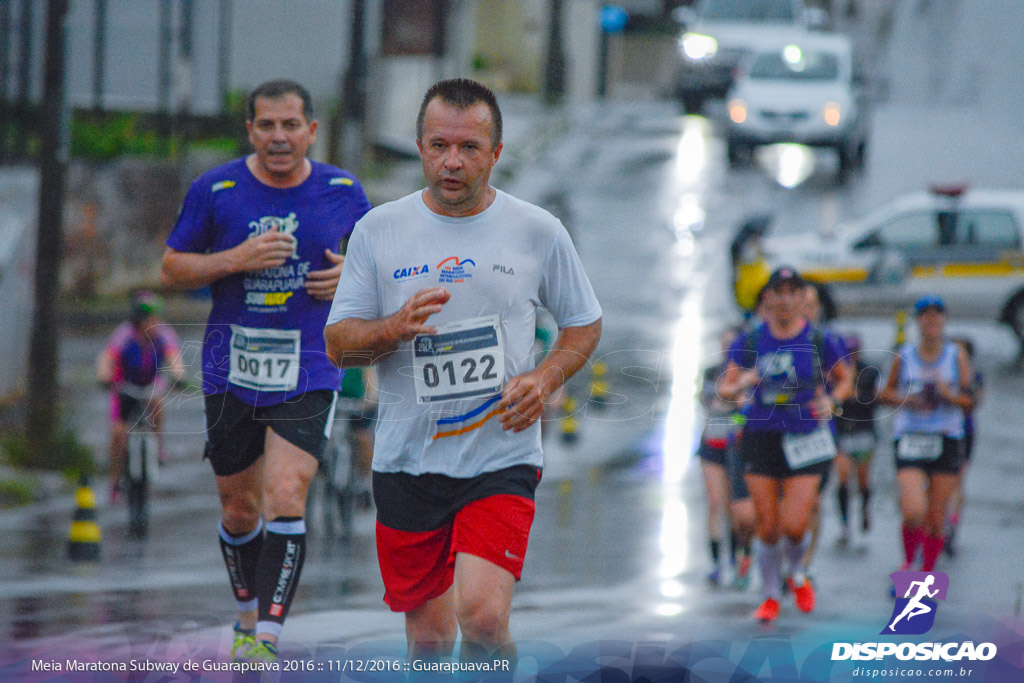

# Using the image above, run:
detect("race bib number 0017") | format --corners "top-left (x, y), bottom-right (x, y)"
top-left (229, 326), bottom-right (301, 392)
top-left (782, 426), bottom-right (837, 469)
top-left (413, 315), bottom-right (504, 404)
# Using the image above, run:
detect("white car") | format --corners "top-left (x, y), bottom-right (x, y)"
top-left (725, 32), bottom-right (870, 174)
top-left (762, 185), bottom-right (1024, 337)
top-left (672, 0), bottom-right (818, 113)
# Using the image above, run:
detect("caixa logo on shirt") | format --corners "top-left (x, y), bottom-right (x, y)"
top-left (393, 264), bottom-right (430, 281)
top-left (831, 571), bottom-right (997, 663)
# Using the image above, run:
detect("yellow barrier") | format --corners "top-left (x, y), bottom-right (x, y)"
top-left (68, 476), bottom-right (101, 561)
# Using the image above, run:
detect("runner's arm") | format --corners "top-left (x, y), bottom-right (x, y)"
top-left (96, 348), bottom-right (116, 386)
top-left (324, 287), bottom-right (451, 368)
top-left (827, 357), bottom-right (854, 404)
top-left (159, 228), bottom-right (296, 290)
top-left (878, 355), bottom-right (924, 409)
top-left (717, 361), bottom-right (759, 402)
top-left (938, 345), bottom-right (975, 410)
top-left (498, 318), bottom-right (602, 432)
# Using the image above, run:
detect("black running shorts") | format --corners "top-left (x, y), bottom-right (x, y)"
top-left (203, 390), bottom-right (337, 476)
top-left (741, 429), bottom-right (833, 479)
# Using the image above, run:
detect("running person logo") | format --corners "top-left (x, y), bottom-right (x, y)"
top-left (882, 571), bottom-right (949, 635)
top-left (249, 212), bottom-right (300, 259)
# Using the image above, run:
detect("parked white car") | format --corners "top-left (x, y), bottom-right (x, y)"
top-left (725, 32), bottom-right (870, 174)
top-left (762, 185), bottom-right (1024, 337)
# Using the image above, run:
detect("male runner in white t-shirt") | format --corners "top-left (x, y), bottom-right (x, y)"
top-left (325, 78), bottom-right (602, 663)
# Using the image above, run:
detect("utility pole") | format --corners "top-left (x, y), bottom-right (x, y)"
top-left (217, 0), bottom-right (232, 113)
top-left (176, 0), bottom-right (195, 149)
top-left (92, 0), bottom-right (107, 111)
top-left (0, 0), bottom-right (11, 161)
top-left (26, 0), bottom-right (70, 464)
top-left (333, 0), bottom-right (367, 171)
top-left (14, 0), bottom-right (32, 158)
top-left (543, 0), bottom-right (566, 105)
top-left (157, 0), bottom-right (172, 154)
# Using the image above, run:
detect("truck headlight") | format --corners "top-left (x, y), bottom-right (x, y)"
top-left (681, 33), bottom-right (718, 60)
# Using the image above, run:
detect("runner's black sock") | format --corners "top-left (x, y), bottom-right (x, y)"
top-left (837, 485), bottom-right (850, 523)
top-left (729, 530), bottom-right (739, 565)
top-left (710, 539), bottom-right (721, 565)
top-left (218, 520), bottom-right (263, 612)
top-left (255, 516), bottom-right (306, 638)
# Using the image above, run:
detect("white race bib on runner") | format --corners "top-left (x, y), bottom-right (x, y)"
top-left (897, 433), bottom-right (943, 461)
top-left (228, 326), bottom-right (301, 392)
top-left (838, 430), bottom-right (876, 455)
top-left (413, 315), bottom-right (504, 404)
top-left (782, 426), bottom-right (837, 469)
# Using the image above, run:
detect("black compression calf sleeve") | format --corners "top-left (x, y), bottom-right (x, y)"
top-left (837, 486), bottom-right (850, 523)
top-left (219, 520), bottom-right (264, 611)
top-left (255, 517), bottom-right (306, 638)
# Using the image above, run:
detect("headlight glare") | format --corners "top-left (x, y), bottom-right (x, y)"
top-left (681, 33), bottom-right (718, 60)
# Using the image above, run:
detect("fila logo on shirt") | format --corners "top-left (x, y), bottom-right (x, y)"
top-left (493, 264), bottom-right (515, 275)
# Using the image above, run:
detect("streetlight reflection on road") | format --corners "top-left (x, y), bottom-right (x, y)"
top-left (674, 116), bottom-right (711, 189)
top-left (655, 115), bottom-right (713, 589)
top-left (761, 143), bottom-right (816, 188)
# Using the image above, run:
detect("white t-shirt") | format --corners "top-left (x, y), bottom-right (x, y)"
top-left (327, 189), bottom-right (602, 477)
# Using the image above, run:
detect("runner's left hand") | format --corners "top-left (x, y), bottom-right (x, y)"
top-left (499, 369), bottom-right (557, 432)
top-left (305, 249), bottom-right (345, 301)
top-left (809, 385), bottom-right (834, 421)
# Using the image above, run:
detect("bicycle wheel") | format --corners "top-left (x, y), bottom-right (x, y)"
top-left (125, 431), bottom-right (152, 538)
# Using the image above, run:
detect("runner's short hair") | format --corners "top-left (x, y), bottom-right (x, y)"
top-left (246, 79), bottom-right (314, 122)
top-left (416, 78), bottom-right (502, 147)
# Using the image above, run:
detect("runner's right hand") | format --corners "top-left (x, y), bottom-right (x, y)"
top-left (386, 287), bottom-right (451, 342)
top-left (235, 226), bottom-right (297, 272)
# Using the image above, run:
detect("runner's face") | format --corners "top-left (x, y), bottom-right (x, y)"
top-left (417, 99), bottom-right (503, 217)
top-left (768, 283), bottom-right (804, 324)
top-left (917, 307), bottom-right (945, 341)
top-left (246, 94), bottom-right (317, 183)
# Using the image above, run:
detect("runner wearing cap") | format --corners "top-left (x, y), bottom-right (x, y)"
top-left (878, 295), bottom-right (973, 572)
top-left (719, 267), bottom-right (852, 622)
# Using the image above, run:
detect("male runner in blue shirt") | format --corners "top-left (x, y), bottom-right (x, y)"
top-left (161, 79), bottom-right (371, 662)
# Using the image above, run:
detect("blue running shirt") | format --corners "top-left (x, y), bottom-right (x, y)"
top-left (167, 158), bottom-right (371, 406)
top-left (727, 321), bottom-right (844, 434)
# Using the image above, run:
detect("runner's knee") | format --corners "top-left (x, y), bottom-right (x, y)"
top-left (220, 492), bottom-right (262, 534)
top-left (456, 598), bottom-right (509, 649)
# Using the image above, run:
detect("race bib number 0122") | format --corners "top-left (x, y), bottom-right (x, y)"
top-left (413, 315), bottom-right (504, 404)
top-left (229, 326), bottom-right (301, 392)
